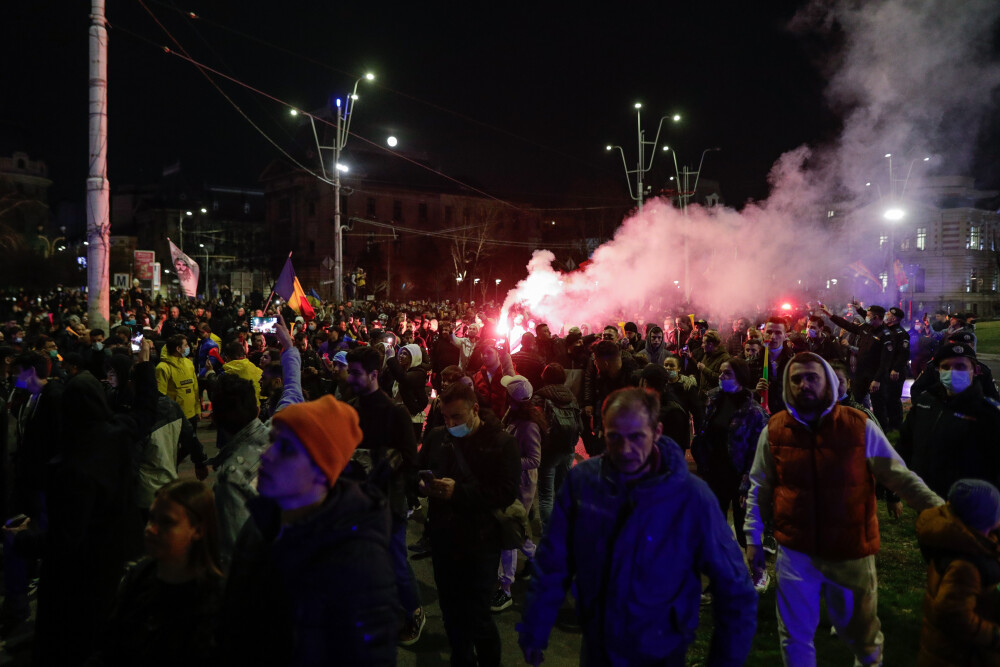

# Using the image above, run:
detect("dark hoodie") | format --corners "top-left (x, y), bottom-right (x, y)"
top-left (26, 371), bottom-right (151, 666)
top-left (218, 480), bottom-right (401, 666)
top-left (916, 504), bottom-right (1000, 666)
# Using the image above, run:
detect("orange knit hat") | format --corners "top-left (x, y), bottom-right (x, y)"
top-left (271, 395), bottom-right (362, 487)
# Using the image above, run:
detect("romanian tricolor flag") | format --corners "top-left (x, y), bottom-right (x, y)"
top-left (848, 261), bottom-right (883, 291)
top-left (274, 254), bottom-right (315, 320)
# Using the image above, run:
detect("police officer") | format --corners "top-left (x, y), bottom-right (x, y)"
top-left (883, 306), bottom-right (909, 431)
top-left (820, 303), bottom-right (891, 417)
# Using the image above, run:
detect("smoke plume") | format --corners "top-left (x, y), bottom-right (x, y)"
top-left (503, 0), bottom-right (1000, 330)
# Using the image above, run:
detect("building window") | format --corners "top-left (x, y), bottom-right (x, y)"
top-left (970, 269), bottom-right (981, 293)
top-left (879, 233), bottom-right (888, 248)
top-left (244, 202), bottom-right (251, 215)
top-left (213, 200), bottom-right (220, 211)
top-left (913, 268), bottom-right (925, 293)
top-left (366, 197), bottom-right (376, 217)
top-left (393, 200), bottom-right (403, 222)
top-left (418, 203), bottom-right (428, 223)
top-left (445, 206), bottom-right (453, 224)
top-left (916, 227), bottom-right (926, 250)
top-left (827, 210), bottom-right (835, 218)
top-left (900, 237), bottom-right (911, 251)
top-left (969, 225), bottom-right (980, 250)
top-left (879, 271), bottom-right (888, 290)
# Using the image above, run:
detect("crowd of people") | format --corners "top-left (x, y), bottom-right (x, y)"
top-left (0, 283), bottom-right (999, 666)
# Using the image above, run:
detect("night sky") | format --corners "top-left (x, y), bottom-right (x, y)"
top-left (2, 2), bottom-right (996, 218)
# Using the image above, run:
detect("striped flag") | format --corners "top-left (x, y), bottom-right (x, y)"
top-left (847, 261), bottom-right (882, 291)
top-left (274, 254), bottom-right (315, 320)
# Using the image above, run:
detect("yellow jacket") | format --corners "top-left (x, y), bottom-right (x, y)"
top-left (222, 358), bottom-right (263, 405)
top-left (156, 354), bottom-right (199, 419)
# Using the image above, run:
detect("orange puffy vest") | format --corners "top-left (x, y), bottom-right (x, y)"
top-left (768, 405), bottom-right (879, 561)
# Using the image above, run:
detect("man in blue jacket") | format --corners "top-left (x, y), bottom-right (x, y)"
top-left (518, 387), bottom-right (757, 666)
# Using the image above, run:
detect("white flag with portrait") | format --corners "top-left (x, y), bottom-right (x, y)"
top-left (167, 238), bottom-right (200, 298)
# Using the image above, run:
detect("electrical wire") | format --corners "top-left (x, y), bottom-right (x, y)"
top-left (143, 0), bottom-right (612, 176)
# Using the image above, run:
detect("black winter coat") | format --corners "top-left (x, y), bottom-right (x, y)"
top-left (218, 481), bottom-right (401, 666)
top-left (420, 418), bottom-right (520, 556)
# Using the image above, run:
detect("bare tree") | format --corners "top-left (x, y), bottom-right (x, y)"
top-left (449, 201), bottom-right (504, 288)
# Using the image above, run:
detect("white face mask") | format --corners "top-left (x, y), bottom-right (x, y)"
top-left (939, 369), bottom-right (973, 394)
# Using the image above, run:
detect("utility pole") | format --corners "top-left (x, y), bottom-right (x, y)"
top-left (87, 0), bottom-right (110, 332)
top-left (607, 104), bottom-right (681, 213)
top-left (666, 148), bottom-right (720, 302)
top-left (303, 73), bottom-right (373, 304)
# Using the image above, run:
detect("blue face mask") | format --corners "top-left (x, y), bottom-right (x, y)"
top-left (447, 422), bottom-right (471, 438)
top-left (93, 341), bottom-right (103, 351)
top-left (939, 369), bottom-right (972, 394)
top-left (720, 378), bottom-right (741, 393)
top-left (182, 346), bottom-right (191, 358)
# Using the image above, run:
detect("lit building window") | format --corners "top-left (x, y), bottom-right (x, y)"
top-left (827, 210), bottom-right (835, 218)
top-left (879, 271), bottom-right (888, 289)
top-left (970, 225), bottom-right (980, 250)
top-left (879, 234), bottom-right (888, 248)
top-left (916, 227), bottom-right (926, 250)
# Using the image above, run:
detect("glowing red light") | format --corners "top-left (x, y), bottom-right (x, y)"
top-left (781, 303), bottom-right (792, 311)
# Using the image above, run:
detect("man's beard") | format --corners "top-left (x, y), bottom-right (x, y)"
top-left (796, 391), bottom-right (826, 411)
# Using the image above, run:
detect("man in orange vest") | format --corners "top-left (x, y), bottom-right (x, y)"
top-left (744, 352), bottom-right (942, 666)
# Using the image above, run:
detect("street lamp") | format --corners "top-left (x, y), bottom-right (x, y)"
top-left (304, 72), bottom-right (375, 302)
top-left (605, 104), bottom-right (682, 212)
top-left (387, 136), bottom-right (398, 148)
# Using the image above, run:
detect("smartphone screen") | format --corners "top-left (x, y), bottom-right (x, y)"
top-left (251, 317), bottom-right (278, 334)
top-left (130, 331), bottom-right (143, 352)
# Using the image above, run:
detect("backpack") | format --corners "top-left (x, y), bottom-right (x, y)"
top-left (543, 398), bottom-right (582, 460)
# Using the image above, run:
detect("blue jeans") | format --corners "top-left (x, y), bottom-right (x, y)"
top-left (537, 453), bottom-right (574, 528)
top-left (391, 516), bottom-right (421, 614)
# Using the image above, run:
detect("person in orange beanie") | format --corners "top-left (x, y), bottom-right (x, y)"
top-left (217, 322), bottom-right (401, 666)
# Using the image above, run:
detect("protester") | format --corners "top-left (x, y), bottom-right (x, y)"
top-left (745, 352), bottom-right (943, 665)
top-left (89, 480), bottom-right (224, 667)
top-left (493, 375), bottom-right (543, 613)
top-left (531, 363), bottom-right (583, 527)
top-left (518, 387), bottom-right (757, 665)
top-left (346, 345), bottom-right (425, 646)
top-left (418, 382), bottom-right (520, 667)
top-left (692, 358), bottom-right (769, 566)
top-left (916, 479), bottom-right (1000, 667)
top-left (217, 392), bottom-right (400, 665)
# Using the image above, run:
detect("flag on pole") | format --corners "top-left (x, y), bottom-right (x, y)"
top-left (847, 261), bottom-right (882, 291)
top-left (274, 254), bottom-right (315, 320)
top-left (893, 259), bottom-right (908, 288)
top-left (167, 238), bottom-right (200, 298)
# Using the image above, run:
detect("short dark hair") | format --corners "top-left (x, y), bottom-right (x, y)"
top-left (648, 326), bottom-right (664, 337)
top-left (541, 363), bottom-right (566, 386)
top-left (90, 328), bottom-right (106, 338)
top-left (725, 357), bottom-right (754, 389)
top-left (13, 351), bottom-right (50, 379)
top-left (640, 364), bottom-right (669, 392)
top-left (211, 374), bottom-right (259, 431)
top-left (440, 380), bottom-right (478, 407)
top-left (223, 341), bottom-right (246, 361)
top-left (593, 340), bottom-right (620, 359)
top-left (440, 365), bottom-right (466, 384)
top-left (807, 315), bottom-right (824, 326)
top-left (602, 387), bottom-right (660, 431)
top-left (765, 316), bottom-right (788, 330)
top-left (345, 346), bottom-right (381, 374)
top-left (166, 334), bottom-right (188, 356)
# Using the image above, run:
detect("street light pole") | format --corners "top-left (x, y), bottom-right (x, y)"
top-left (304, 73), bottom-right (374, 303)
top-left (606, 105), bottom-right (681, 212)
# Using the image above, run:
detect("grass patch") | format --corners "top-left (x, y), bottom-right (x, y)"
top-left (974, 320), bottom-right (1000, 355)
top-left (686, 504), bottom-right (926, 665)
